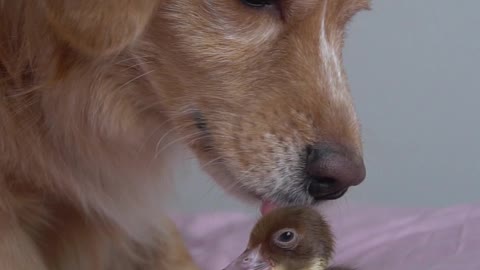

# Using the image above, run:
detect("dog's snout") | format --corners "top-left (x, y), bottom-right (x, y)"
top-left (305, 144), bottom-right (366, 201)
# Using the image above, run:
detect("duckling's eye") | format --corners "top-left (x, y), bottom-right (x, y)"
top-left (278, 231), bottom-right (294, 242)
top-left (273, 228), bottom-right (299, 250)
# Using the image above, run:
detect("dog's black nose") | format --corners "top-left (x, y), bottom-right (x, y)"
top-left (305, 144), bottom-right (366, 201)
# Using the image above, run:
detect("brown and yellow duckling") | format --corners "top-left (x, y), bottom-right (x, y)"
top-left (223, 206), bottom-right (351, 270)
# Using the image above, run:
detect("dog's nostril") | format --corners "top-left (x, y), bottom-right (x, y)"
top-left (305, 144), bottom-right (366, 200)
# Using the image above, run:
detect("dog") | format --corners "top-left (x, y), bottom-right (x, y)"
top-left (0, 0), bottom-right (370, 269)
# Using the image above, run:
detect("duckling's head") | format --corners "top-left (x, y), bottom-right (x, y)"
top-left (223, 207), bottom-right (334, 270)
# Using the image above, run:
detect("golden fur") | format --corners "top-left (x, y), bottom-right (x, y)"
top-left (0, 0), bottom-right (370, 269)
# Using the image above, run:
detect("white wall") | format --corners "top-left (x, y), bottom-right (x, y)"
top-left (171, 0), bottom-right (480, 213)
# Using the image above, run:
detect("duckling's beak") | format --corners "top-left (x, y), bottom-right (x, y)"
top-left (222, 247), bottom-right (271, 270)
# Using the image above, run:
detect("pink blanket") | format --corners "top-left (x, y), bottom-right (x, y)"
top-left (173, 204), bottom-right (480, 270)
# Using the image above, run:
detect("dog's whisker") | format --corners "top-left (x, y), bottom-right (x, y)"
top-left (153, 126), bottom-right (192, 153)
top-left (199, 156), bottom-right (226, 170)
top-left (114, 53), bottom-right (156, 65)
top-left (117, 69), bottom-right (156, 90)
top-left (155, 131), bottom-right (206, 158)
top-left (118, 61), bottom-right (155, 73)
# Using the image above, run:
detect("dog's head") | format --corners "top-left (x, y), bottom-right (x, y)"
top-left (41, 0), bottom-right (369, 209)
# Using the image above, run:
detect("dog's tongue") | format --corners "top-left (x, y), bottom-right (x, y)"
top-left (260, 201), bottom-right (278, 216)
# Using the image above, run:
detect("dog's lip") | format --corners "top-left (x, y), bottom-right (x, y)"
top-left (259, 188), bottom-right (349, 215)
top-left (319, 187), bottom-right (349, 201)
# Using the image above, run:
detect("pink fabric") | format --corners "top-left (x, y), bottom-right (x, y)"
top-left (173, 204), bottom-right (480, 270)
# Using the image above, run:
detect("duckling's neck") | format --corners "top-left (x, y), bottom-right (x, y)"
top-left (308, 258), bottom-right (329, 270)
top-left (273, 258), bottom-right (329, 270)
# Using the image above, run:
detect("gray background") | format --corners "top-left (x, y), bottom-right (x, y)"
top-left (170, 0), bottom-right (480, 213)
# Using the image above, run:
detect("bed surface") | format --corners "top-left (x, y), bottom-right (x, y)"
top-left (173, 203), bottom-right (480, 270)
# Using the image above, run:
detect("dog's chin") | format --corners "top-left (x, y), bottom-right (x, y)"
top-left (200, 165), bottom-right (263, 207)
top-left (205, 167), bottom-right (259, 203)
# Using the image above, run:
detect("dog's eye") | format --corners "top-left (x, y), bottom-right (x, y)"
top-left (241, 0), bottom-right (273, 8)
top-left (193, 111), bottom-right (208, 131)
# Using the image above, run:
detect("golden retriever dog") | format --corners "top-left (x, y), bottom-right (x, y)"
top-left (0, 0), bottom-right (370, 269)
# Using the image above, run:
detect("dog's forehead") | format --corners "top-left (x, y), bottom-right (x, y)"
top-left (283, 0), bottom-right (370, 10)
top-left (281, 0), bottom-right (371, 22)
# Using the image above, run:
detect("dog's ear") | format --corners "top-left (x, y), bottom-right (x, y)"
top-left (40, 0), bottom-right (158, 56)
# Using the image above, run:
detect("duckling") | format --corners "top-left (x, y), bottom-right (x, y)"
top-left (223, 206), bottom-right (345, 270)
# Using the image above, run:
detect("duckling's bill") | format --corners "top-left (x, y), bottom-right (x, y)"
top-left (223, 248), bottom-right (328, 270)
top-left (222, 247), bottom-right (271, 270)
